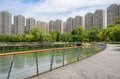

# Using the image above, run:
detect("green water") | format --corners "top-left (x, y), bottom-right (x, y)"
top-left (0, 46), bottom-right (100, 79)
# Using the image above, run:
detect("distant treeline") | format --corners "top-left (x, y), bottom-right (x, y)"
top-left (0, 24), bottom-right (120, 42)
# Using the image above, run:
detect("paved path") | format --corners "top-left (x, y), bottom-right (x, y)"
top-left (31, 44), bottom-right (120, 79)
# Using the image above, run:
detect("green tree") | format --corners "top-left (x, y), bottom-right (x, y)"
top-left (24, 34), bottom-right (34, 42)
top-left (98, 24), bottom-right (120, 42)
top-left (60, 32), bottom-right (71, 42)
top-left (26, 27), bottom-right (45, 42)
top-left (115, 17), bottom-right (120, 25)
top-left (111, 25), bottom-right (120, 41)
top-left (49, 30), bottom-right (60, 42)
top-left (98, 29), bottom-right (110, 41)
top-left (71, 27), bottom-right (86, 42)
top-left (43, 34), bottom-right (52, 42)
top-left (87, 27), bottom-right (100, 42)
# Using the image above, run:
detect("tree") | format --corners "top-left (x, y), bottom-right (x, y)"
top-left (49, 30), bottom-right (60, 42)
top-left (71, 27), bottom-right (86, 42)
top-left (43, 34), bottom-right (52, 42)
top-left (98, 24), bottom-right (120, 42)
top-left (60, 32), bottom-right (71, 42)
top-left (111, 25), bottom-right (120, 41)
top-left (87, 27), bottom-right (100, 42)
top-left (26, 27), bottom-right (45, 42)
top-left (115, 17), bottom-right (120, 25)
top-left (98, 29), bottom-right (110, 41)
top-left (24, 34), bottom-right (34, 42)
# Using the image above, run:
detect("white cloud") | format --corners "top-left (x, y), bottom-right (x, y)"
top-left (0, 0), bottom-right (120, 22)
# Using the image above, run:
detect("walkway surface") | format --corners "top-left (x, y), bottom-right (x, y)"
top-left (30, 44), bottom-right (120, 79)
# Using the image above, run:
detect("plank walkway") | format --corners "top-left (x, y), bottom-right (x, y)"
top-left (30, 44), bottom-right (120, 79)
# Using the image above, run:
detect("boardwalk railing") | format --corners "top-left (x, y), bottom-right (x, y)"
top-left (0, 42), bottom-right (106, 79)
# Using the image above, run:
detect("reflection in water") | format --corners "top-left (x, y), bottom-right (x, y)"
top-left (0, 49), bottom-right (73, 79)
top-left (54, 50), bottom-right (62, 64)
top-left (26, 53), bottom-right (36, 66)
top-left (0, 45), bottom-right (101, 79)
top-left (0, 56), bottom-right (12, 74)
top-left (55, 56), bottom-right (62, 64)
top-left (14, 54), bottom-right (25, 69)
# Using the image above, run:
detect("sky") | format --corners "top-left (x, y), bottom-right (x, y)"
top-left (0, 0), bottom-right (120, 22)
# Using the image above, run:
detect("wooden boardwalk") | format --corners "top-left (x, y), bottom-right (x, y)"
top-left (30, 44), bottom-right (120, 79)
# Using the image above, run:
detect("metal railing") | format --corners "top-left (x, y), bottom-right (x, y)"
top-left (0, 42), bottom-right (106, 79)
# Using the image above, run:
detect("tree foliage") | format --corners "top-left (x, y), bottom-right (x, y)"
top-left (98, 24), bottom-right (120, 42)
top-left (87, 27), bottom-right (100, 42)
top-left (71, 27), bottom-right (86, 42)
top-left (60, 32), bottom-right (71, 42)
top-left (49, 30), bottom-right (60, 42)
top-left (0, 24), bottom-right (120, 42)
top-left (115, 17), bottom-right (120, 25)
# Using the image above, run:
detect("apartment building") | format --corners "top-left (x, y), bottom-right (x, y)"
top-left (85, 13), bottom-right (93, 30)
top-left (14, 15), bottom-right (25, 34)
top-left (93, 9), bottom-right (105, 29)
top-left (0, 11), bottom-right (11, 34)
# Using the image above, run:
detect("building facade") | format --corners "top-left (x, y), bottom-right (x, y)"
top-left (48, 20), bottom-right (64, 34)
top-left (0, 11), bottom-right (11, 34)
top-left (26, 18), bottom-right (35, 31)
top-left (11, 24), bottom-right (15, 34)
top-left (72, 18), bottom-right (76, 29)
top-left (85, 13), bottom-right (93, 30)
top-left (66, 16), bottom-right (83, 32)
top-left (14, 15), bottom-right (25, 34)
top-left (107, 4), bottom-right (119, 25)
top-left (73, 16), bottom-right (83, 28)
top-left (119, 5), bottom-right (120, 16)
top-left (55, 19), bottom-right (64, 34)
top-left (0, 12), bottom-right (2, 34)
top-left (36, 21), bottom-right (48, 33)
top-left (93, 9), bottom-right (105, 29)
top-left (49, 20), bottom-right (55, 32)
top-left (66, 17), bottom-right (73, 32)
top-left (63, 22), bottom-right (66, 32)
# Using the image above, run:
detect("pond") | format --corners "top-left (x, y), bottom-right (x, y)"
top-left (0, 48), bottom-right (82, 79)
top-left (0, 44), bottom-right (102, 79)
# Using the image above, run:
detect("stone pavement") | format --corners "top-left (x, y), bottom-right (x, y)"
top-left (30, 44), bottom-right (120, 79)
